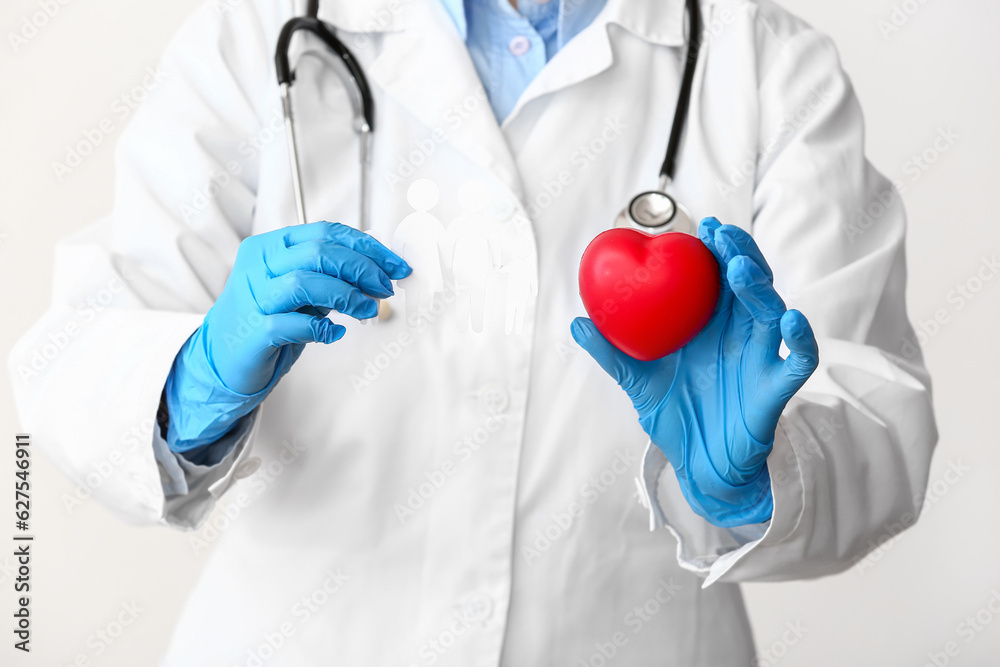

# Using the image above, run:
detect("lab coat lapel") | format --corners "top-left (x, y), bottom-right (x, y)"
top-left (364, 0), bottom-right (524, 198)
top-left (502, 0), bottom-right (687, 126)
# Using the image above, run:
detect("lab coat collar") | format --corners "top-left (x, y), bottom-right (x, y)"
top-left (315, 0), bottom-right (412, 34)
top-left (603, 0), bottom-right (688, 48)
top-left (315, 0), bottom-right (687, 45)
top-left (312, 0), bottom-right (686, 195)
top-left (360, 0), bottom-right (525, 197)
top-left (499, 0), bottom-right (686, 126)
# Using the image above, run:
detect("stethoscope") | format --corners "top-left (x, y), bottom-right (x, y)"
top-left (275, 0), bottom-right (375, 232)
top-left (612, 0), bottom-right (701, 235)
top-left (275, 0), bottom-right (702, 238)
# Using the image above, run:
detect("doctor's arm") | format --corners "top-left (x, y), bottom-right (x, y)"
top-left (5, 1), bottom-right (272, 530)
top-left (577, 28), bottom-right (937, 583)
top-left (7, 0), bottom-right (406, 530)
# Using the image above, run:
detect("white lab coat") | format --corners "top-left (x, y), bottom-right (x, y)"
top-left (8, 0), bottom-right (938, 664)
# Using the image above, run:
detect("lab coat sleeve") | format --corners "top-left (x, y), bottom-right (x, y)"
top-left (6, 0), bottom-right (278, 530)
top-left (638, 24), bottom-right (938, 584)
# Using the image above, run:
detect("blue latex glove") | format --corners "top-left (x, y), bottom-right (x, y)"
top-left (165, 222), bottom-right (411, 454)
top-left (571, 218), bottom-right (819, 527)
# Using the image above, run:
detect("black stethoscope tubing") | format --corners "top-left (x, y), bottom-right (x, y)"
top-left (274, 0), bottom-right (702, 232)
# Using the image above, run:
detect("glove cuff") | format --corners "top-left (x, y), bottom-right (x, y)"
top-left (674, 463), bottom-right (774, 528)
top-left (164, 325), bottom-right (288, 453)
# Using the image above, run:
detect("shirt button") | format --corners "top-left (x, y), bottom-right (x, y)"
top-left (508, 35), bottom-right (531, 56)
top-left (477, 383), bottom-right (510, 415)
top-left (234, 457), bottom-right (262, 480)
top-left (462, 593), bottom-right (494, 623)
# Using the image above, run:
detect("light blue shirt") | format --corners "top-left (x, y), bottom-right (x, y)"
top-left (439, 0), bottom-right (608, 123)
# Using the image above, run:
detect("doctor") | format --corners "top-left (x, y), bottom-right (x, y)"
top-left (9, 0), bottom-right (938, 664)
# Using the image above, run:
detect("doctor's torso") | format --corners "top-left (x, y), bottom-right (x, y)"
top-left (162, 0), bottom-right (770, 664)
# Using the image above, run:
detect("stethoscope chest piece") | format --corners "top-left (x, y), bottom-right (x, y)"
top-left (610, 0), bottom-right (702, 237)
top-left (614, 190), bottom-right (694, 236)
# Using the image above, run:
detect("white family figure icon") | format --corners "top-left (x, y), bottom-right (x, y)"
top-left (497, 231), bottom-right (537, 335)
top-left (445, 180), bottom-right (502, 333)
top-left (391, 179), bottom-right (447, 320)
top-left (391, 178), bottom-right (536, 334)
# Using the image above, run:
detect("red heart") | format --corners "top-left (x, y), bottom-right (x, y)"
top-left (578, 229), bottom-right (720, 361)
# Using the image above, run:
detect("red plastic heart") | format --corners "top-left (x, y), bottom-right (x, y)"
top-left (578, 229), bottom-right (720, 361)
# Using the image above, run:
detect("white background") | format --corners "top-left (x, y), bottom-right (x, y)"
top-left (0, 0), bottom-right (998, 665)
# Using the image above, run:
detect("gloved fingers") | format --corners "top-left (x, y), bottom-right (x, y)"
top-left (263, 312), bottom-right (347, 346)
top-left (296, 305), bottom-right (332, 318)
top-left (571, 317), bottom-right (639, 392)
top-left (775, 309), bottom-right (819, 398)
top-left (712, 224), bottom-right (775, 282)
top-left (260, 271), bottom-right (380, 320)
top-left (728, 255), bottom-right (786, 353)
top-left (279, 222), bottom-right (412, 280)
top-left (698, 217), bottom-right (735, 312)
top-left (697, 217), bottom-right (725, 270)
top-left (265, 242), bottom-right (394, 298)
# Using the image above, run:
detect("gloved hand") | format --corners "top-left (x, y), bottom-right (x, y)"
top-left (165, 221), bottom-right (411, 453)
top-left (571, 218), bottom-right (819, 527)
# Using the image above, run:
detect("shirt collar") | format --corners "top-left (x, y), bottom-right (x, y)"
top-left (439, 0), bottom-right (644, 48)
top-left (317, 0), bottom-right (687, 47)
top-left (556, 0), bottom-right (604, 50)
top-left (439, 0), bottom-right (467, 38)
